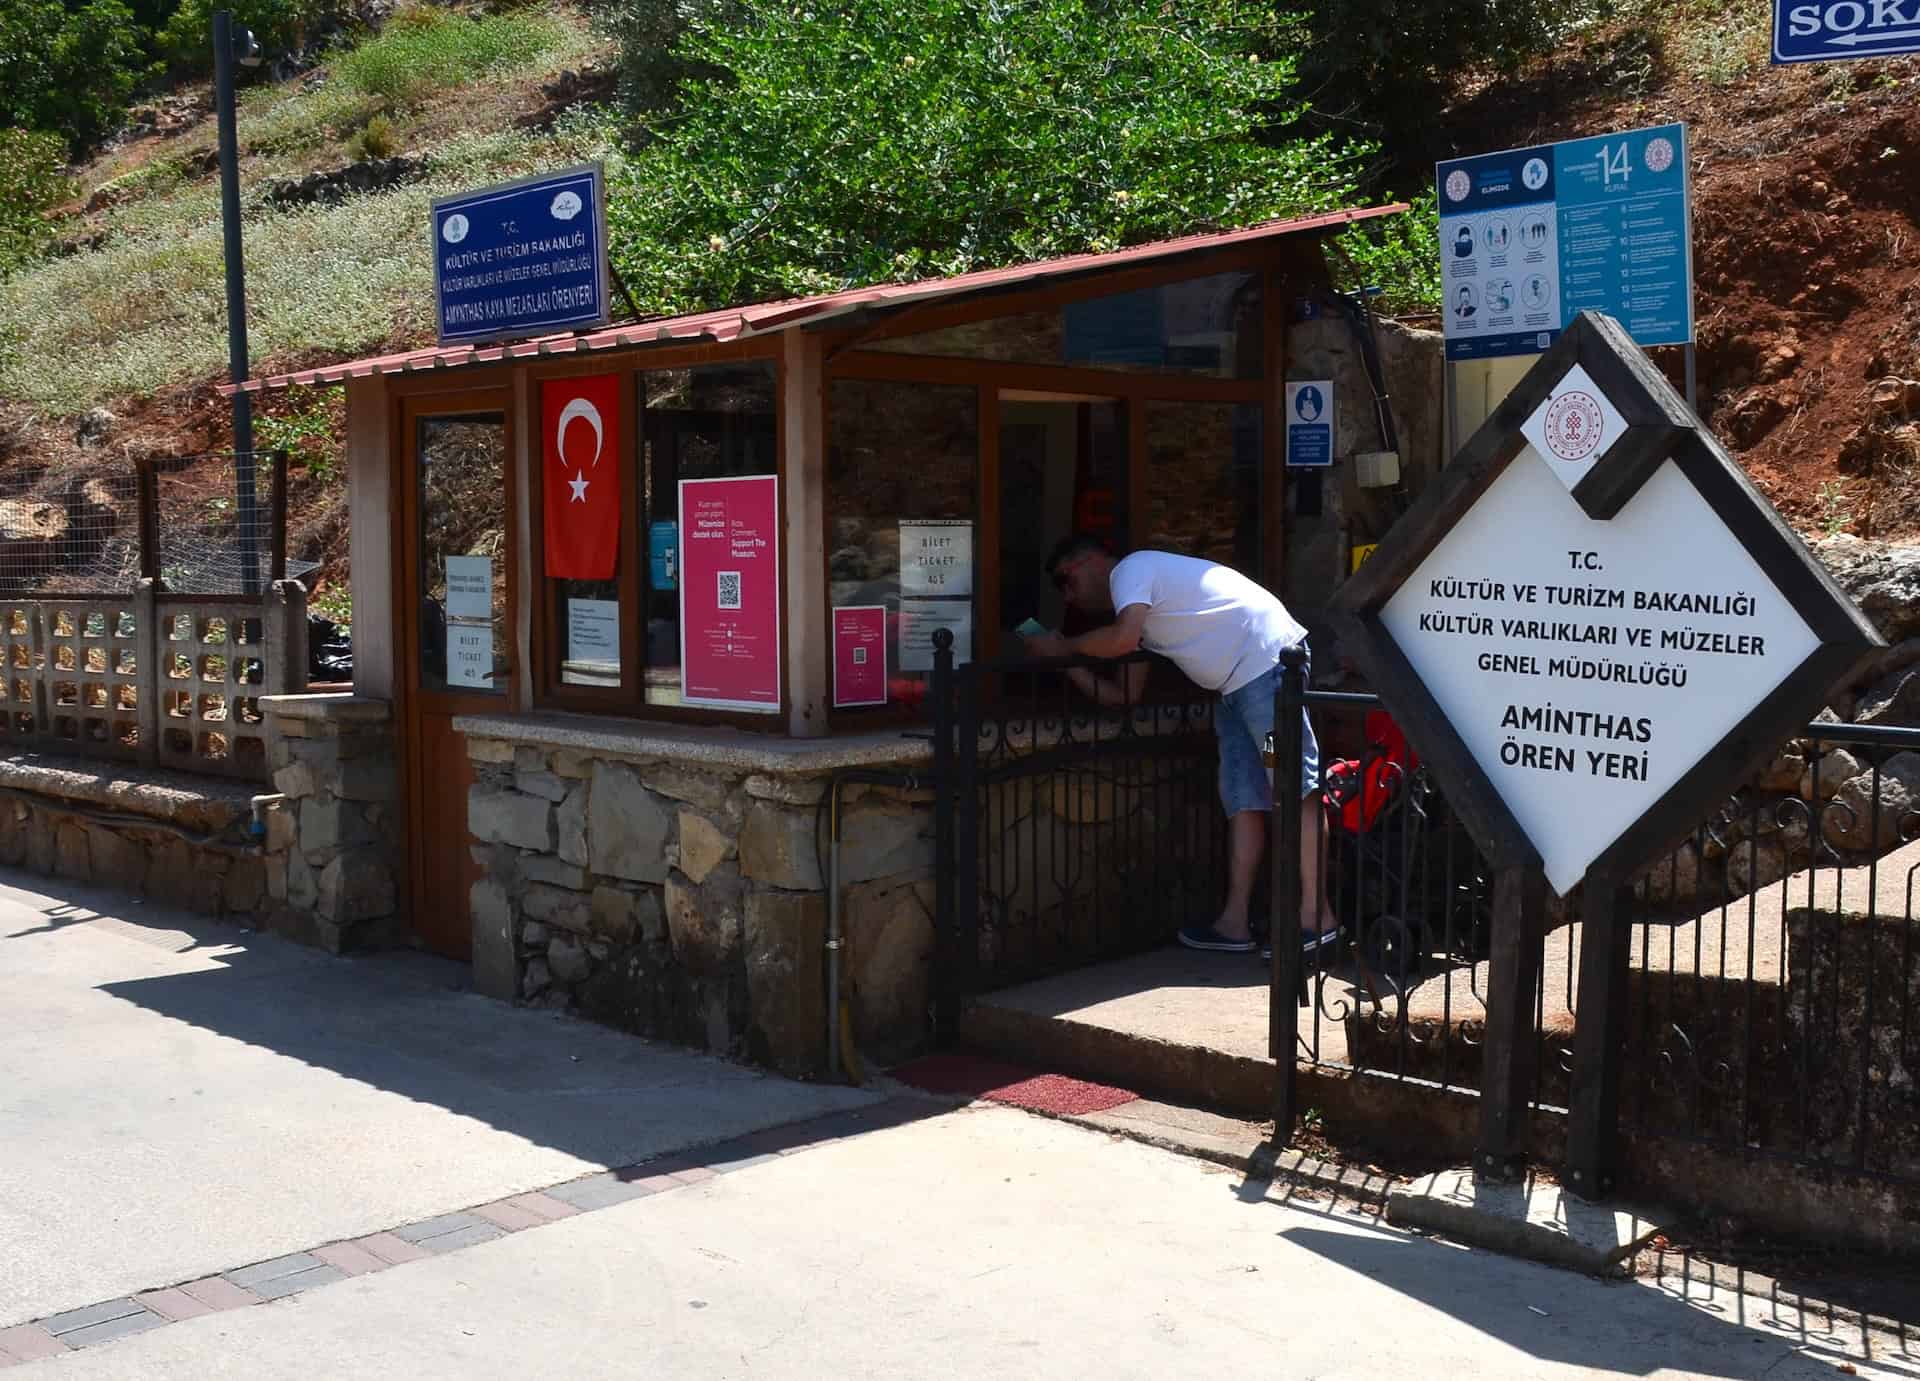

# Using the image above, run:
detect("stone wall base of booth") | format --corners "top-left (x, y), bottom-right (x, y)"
top-left (259, 694), bottom-right (403, 955)
top-left (459, 723), bottom-right (935, 1077)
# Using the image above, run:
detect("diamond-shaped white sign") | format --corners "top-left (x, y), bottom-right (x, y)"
top-left (1519, 362), bottom-right (1628, 496)
top-left (1382, 451), bottom-right (1817, 893)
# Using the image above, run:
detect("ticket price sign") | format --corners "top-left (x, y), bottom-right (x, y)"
top-left (1332, 310), bottom-right (1880, 1184)
top-left (678, 475), bottom-right (781, 713)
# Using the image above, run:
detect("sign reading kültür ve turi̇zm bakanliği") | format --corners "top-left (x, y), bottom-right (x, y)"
top-left (1333, 311), bottom-right (1882, 895)
top-left (432, 163), bottom-right (610, 346)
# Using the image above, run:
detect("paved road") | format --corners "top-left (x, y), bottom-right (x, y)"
top-left (2, 870), bottom-right (1910, 1378)
top-left (7, 1104), bottom-right (1912, 1379)
top-left (0, 871), bottom-right (873, 1330)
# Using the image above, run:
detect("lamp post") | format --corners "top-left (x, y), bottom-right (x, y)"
top-left (213, 9), bottom-right (263, 595)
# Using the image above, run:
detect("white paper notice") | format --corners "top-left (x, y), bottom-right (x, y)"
top-left (448, 622), bottom-right (493, 688)
top-left (445, 555), bottom-right (492, 620)
top-left (567, 599), bottom-right (620, 673)
top-left (900, 520), bottom-right (974, 597)
top-left (900, 599), bottom-right (972, 671)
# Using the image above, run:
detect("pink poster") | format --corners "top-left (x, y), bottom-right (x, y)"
top-left (832, 606), bottom-right (887, 708)
top-left (678, 475), bottom-right (781, 712)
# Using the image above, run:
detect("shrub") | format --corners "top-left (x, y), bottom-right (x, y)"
top-left (345, 112), bottom-right (399, 163)
top-left (0, 128), bottom-right (70, 280)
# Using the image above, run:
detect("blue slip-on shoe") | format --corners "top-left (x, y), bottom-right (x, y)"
top-left (1178, 925), bottom-right (1256, 954)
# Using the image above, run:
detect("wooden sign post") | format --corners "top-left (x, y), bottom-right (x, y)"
top-left (1331, 310), bottom-right (1882, 1186)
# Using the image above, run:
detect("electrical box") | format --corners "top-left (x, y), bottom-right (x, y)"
top-left (1355, 450), bottom-right (1401, 489)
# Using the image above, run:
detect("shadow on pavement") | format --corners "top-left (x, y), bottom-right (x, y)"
top-left (1280, 1222), bottom-right (1918, 1380)
top-left (2, 871), bottom-right (881, 1171)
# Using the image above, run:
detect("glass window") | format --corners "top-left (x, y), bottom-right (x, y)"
top-left (828, 379), bottom-right (977, 713)
top-left (997, 397), bottom-right (1127, 638)
top-left (640, 362), bottom-right (778, 708)
top-left (416, 415), bottom-right (508, 695)
top-left (1141, 401), bottom-right (1263, 578)
top-left (869, 271), bottom-right (1262, 379)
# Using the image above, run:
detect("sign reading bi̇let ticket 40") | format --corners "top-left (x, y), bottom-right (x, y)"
top-left (1335, 311), bottom-right (1881, 895)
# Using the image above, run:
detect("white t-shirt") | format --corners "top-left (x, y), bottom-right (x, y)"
top-left (1107, 551), bottom-right (1305, 695)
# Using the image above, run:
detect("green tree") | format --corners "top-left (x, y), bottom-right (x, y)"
top-left (0, 128), bottom-right (70, 279)
top-left (0, 0), bottom-right (147, 154)
top-left (605, 0), bottom-right (1374, 314)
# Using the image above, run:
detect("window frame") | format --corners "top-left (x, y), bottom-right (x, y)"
top-left (526, 338), bottom-right (788, 729)
top-left (819, 241), bottom-right (1319, 729)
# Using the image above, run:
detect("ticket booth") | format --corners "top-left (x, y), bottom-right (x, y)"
top-left (234, 206), bottom-right (1436, 1069)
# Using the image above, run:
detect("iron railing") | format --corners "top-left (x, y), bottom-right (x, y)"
top-left (1267, 655), bottom-right (1920, 1191)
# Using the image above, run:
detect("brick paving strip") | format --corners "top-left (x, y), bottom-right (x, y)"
top-left (0, 1098), bottom-right (932, 1369)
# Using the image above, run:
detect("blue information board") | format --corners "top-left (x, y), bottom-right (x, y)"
top-left (432, 163), bottom-right (609, 346)
top-left (1436, 125), bottom-right (1690, 361)
top-left (1773, 0), bottom-right (1920, 62)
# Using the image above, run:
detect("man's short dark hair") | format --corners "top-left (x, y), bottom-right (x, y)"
top-left (1044, 533), bottom-right (1112, 578)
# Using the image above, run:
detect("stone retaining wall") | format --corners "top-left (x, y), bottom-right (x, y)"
top-left (0, 694), bottom-right (403, 954)
top-left (462, 730), bottom-right (935, 1076)
top-left (0, 754), bottom-right (274, 918)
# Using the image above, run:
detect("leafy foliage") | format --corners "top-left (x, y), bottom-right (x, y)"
top-left (604, 0), bottom-right (1373, 314)
top-left (593, 0), bottom-right (740, 121)
top-left (1284, 0), bottom-right (1605, 149)
top-left (1331, 191), bottom-right (1440, 313)
top-left (154, 0), bottom-right (349, 78)
top-left (0, 128), bottom-right (70, 280)
top-left (346, 112), bottom-right (400, 162)
top-left (0, 0), bottom-right (148, 154)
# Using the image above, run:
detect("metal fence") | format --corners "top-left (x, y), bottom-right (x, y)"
top-left (1266, 659), bottom-right (1920, 1192)
top-left (0, 451), bottom-right (313, 597)
top-left (930, 636), bottom-right (1226, 1011)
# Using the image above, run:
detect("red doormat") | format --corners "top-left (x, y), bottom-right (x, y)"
top-left (891, 1053), bottom-right (1139, 1115)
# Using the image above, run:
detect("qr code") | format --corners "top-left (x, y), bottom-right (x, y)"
top-left (851, 647), bottom-right (868, 666)
top-left (716, 571), bottom-right (742, 610)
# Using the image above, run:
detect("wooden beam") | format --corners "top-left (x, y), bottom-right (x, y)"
top-left (783, 330), bottom-right (829, 736)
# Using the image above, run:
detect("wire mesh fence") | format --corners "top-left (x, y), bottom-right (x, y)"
top-left (0, 451), bottom-right (315, 597)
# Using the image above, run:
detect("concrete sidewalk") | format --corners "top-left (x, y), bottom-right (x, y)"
top-left (0, 870), bottom-right (875, 1330)
top-left (8, 1104), bottom-right (1909, 1380)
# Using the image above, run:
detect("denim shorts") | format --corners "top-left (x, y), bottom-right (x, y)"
top-left (1214, 651), bottom-right (1320, 817)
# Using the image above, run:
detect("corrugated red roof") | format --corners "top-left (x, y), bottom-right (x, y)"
top-left (222, 204), bottom-right (1407, 394)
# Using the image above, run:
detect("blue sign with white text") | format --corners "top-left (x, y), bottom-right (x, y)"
top-left (1285, 380), bottom-right (1333, 468)
top-left (1774, 0), bottom-right (1920, 62)
top-left (1437, 125), bottom-right (1691, 361)
top-left (432, 164), bottom-right (609, 346)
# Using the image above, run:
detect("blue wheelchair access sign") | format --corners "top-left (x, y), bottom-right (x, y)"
top-left (432, 163), bottom-right (610, 346)
top-left (1774, 0), bottom-right (1920, 62)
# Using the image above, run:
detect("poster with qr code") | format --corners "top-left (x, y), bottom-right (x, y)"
top-left (679, 475), bottom-right (781, 712)
top-left (833, 605), bottom-right (887, 707)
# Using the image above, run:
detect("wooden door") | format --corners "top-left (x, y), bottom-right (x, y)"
top-left (397, 395), bottom-right (514, 959)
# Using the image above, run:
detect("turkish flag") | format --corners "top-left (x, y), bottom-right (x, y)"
top-left (542, 374), bottom-right (621, 580)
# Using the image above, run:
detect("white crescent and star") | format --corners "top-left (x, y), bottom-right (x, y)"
top-left (556, 396), bottom-right (604, 503)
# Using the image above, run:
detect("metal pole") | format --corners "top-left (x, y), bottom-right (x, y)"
top-left (1443, 360), bottom-right (1460, 464)
top-left (214, 10), bottom-right (262, 596)
top-left (1683, 342), bottom-right (1698, 416)
top-left (1269, 643), bottom-right (1308, 1134)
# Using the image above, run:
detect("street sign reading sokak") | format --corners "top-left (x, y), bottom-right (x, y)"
top-left (1774, 0), bottom-right (1920, 63)
top-left (1334, 311), bottom-right (1881, 895)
